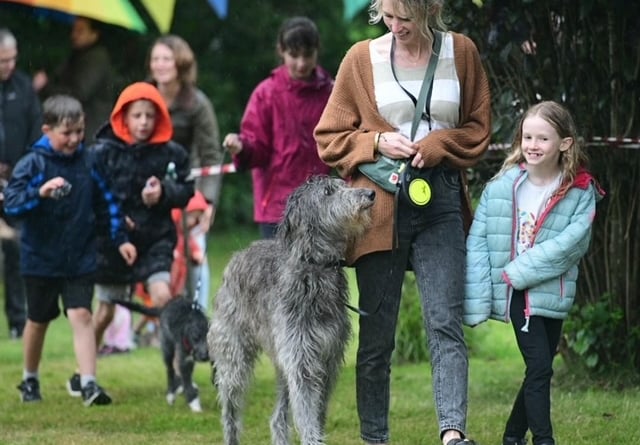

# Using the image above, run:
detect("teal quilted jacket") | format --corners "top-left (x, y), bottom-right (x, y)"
top-left (464, 165), bottom-right (605, 327)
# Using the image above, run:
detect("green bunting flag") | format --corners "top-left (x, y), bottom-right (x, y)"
top-left (343, 0), bottom-right (370, 22)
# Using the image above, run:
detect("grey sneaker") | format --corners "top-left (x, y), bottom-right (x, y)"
top-left (18, 378), bottom-right (42, 402)
top-left (81, 381), bottom-right (112, 407)
top-left (66, 373), bottom-right (81, 397)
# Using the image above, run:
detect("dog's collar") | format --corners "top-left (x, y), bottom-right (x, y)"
top-left (182, 336), bottom-right (192, 353)
top-left (302, 258), bottom-right (347, 268)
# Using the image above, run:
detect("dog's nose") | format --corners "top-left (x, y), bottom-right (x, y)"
top-left (366, 189), bottom-right (376, 201)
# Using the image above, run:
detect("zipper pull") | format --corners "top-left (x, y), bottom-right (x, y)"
top-left (165, 162), bottom-right (177, 181)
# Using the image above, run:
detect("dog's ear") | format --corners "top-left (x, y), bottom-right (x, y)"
top-left (278, 184), bottom-right (304, 243)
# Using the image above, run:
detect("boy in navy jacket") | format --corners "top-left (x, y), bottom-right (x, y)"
top-left (4, 95), bottom-right (135, 406)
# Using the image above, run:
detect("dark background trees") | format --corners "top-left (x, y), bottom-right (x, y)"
top-left (2, 0), bottom-right (639, 377)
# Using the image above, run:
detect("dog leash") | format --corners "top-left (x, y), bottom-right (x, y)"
top-left (344, 250), bottom-right (399, 318)
top-left (190, 264), bottom-right (203, 312)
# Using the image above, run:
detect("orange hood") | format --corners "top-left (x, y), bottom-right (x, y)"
top-left (110, 82), bottom-right (173, 144)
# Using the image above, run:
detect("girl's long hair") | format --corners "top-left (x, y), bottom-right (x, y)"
top-left (498, 101), bottom-right (588, 196)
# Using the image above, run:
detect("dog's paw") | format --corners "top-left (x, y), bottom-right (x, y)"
top-left (167, 385), bottom-right (184, 405)
top-left (188, 397), bottom-right (202, 413)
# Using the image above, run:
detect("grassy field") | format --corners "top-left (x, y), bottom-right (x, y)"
top-left (0, 226), bottom-right (639, 444)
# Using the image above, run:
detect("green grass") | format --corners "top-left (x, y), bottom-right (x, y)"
top-left (1, 226), bottom-right (639, 444)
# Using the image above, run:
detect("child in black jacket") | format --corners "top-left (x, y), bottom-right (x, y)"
top-left (85, 82), bottom-right (194, 379)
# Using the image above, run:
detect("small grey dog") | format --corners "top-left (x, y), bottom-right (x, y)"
top-left (160, 297), bottom-right (210, 412)
top-left (116, 296), bottom-right (210, 412)
top-left (207, 175), bottom-right (375, 445)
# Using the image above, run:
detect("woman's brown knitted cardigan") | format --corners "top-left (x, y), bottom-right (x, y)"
top-left (314, 32), bottom-right (492, 265)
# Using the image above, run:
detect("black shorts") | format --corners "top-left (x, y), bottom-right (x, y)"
top-left (24, 274), bottom-right (95, 323)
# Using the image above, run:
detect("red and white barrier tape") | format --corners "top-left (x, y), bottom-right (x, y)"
top-left (190, 137), bottom-right (640, 177)
top-left (489, 136), bottom-right (640, 152)
top-left (188, 163), bottom-right (236, 178)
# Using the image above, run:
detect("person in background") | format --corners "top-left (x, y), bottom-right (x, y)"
top-left (169, 190), bottom-right (209, 300)
top-left (464, 101), bottom-right (605, 445)
top-left (32, 16), bottom-right (115, 144)
top-left (0, 28), bottom-right (42, 340)
top-left (148, 34), bottom-right (223, 311)
top-left (223, 16), bottom-right (333, 239)
top-left (99, 304), bottom-right (133, 355)
top-left (4, 95), bottom-right (134, 405)
top-left (66, 82), bottom-right (194, 396)
top-left (314, 0), bottom-right (491, 444)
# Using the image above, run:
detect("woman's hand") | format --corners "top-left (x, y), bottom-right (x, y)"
top-left (377, 132), bottom-right (424, 168)
top-left (410, 151), bottom-right (426, 168)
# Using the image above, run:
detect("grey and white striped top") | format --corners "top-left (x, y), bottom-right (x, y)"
top-left (370, 32), bottom-right (461, 141)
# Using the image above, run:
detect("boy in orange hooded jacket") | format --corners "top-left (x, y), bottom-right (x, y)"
top-left (66, 82), bottom-right (194, 396)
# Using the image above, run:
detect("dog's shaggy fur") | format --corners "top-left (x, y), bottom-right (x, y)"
top-left (207, 176), bottom-right (375, 445)
top-left (159, 297), bottom-right (210, 412)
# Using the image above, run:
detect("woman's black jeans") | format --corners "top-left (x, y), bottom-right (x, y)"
top-left (354, 166), bottom-right (469, 443)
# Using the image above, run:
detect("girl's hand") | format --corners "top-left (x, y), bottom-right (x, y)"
top-left (199, 204), bottom-right (216, 233)
top-left (192, 249), bottom-right (205, 265)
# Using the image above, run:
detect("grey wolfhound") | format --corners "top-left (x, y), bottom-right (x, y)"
top-left (207, 175), bottom-right (375, 445)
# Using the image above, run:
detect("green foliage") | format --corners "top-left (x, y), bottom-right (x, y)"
top-left (561, 295), bottom-right (640, 375)
top-left (393, 274), bottom-right (486, 364)
top-left (393, 275), bottom-right (429, 364)
top-left (213, 170), bottom-right (254, 229)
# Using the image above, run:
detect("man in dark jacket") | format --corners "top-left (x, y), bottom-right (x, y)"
top-left (32, 17), bottom-right (115, 144)
top-left (0, 28), bottom-right (42, 339)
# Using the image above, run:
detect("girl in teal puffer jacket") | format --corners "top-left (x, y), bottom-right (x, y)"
top-left (464, 101), bottom-right (604, 445)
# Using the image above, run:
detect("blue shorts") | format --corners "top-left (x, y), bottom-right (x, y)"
top-left (24, 274), bottom-right (95, 323)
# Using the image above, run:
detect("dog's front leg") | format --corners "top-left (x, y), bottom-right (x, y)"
top-left (178, 347), bottom-right (201, 412)
top-left (162, 339), bottom-right (180, 405)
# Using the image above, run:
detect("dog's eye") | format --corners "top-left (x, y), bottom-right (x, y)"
top-left (323, 186), bottom-right (333, 196)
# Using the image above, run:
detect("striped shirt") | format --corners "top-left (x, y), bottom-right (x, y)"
top-left (371, 32), bottom-right (460, 141)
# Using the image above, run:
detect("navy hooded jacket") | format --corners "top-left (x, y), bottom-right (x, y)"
top-left (3, 135), bottom-right (127, 277)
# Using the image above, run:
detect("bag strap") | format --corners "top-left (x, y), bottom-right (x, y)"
top-left (390, 30), bottom-right (443, 141)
